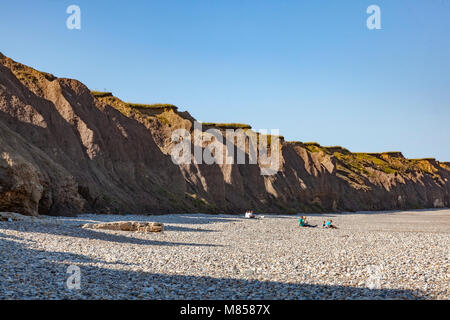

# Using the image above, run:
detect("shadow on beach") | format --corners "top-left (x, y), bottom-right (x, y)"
top-left (0, 229), bottom-right (425, 300)
top-left (0, 222), bottom-right (222, 248)
top-left (50, 213), bottom-right (243, 226)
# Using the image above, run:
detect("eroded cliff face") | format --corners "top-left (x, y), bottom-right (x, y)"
top-left (0, 53), bottom-right (448, 216)
top-left (0, 54), bottom-right (186, 215)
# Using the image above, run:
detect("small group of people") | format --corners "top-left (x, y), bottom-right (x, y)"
top-left (243, 211), bottom-right (337, 228)
top-left (298, 216), bottom-right (338, 229)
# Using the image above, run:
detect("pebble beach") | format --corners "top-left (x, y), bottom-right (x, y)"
top-left (0, 209), bottom-right (449, 300)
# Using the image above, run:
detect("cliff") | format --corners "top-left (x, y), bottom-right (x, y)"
top-left (0, 53), bottom-right (448, 216)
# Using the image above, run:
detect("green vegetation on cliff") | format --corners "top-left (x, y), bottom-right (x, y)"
top-left (89, 88), bottom-right (446, 182)
top-left (127, 103), bottom-right (178, 111)
top-left (91, 91), bottom-right (113, 98)
top-left (202, 122), bottom-right (252, 130)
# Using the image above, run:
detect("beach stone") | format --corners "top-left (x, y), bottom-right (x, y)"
top-left (81, 221), bottom-right (164, 232)
top-left (0, 211), bottom-right (448, 300)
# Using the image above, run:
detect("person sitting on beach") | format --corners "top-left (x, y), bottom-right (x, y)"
top-left (298, 216), bottom-right (306, 227)
top-left (324, 219), bottom-right (337, 229)
top-left (302, 216), bottom-right (311, 226)
top-left (299, 216), bottom-right (316, 228)
top-left (329, 219), bottom-right (338, 229)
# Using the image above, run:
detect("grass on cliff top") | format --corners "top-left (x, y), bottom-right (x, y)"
top-left (201, 122), bottom-right (252, 129)
top-left (288, 142), bottom-right (350, 155)
top-left (337, 152), bottom-right (439, 175)
top-left (408, 159), bottom-right (438, 174)
top-left (409, 158), bottom-right (436, 161)
top-left (91, 93), bottom-right (177, 125)
top-left (342, 153), bottom-right (398, 174)
top-left (381, 151), bottom-right (404, 156)
top-left (303, 142), bottom-right (320, 146)
top-left (353, 152), bottom-right (388, 163)
top-left (127, 103), bottom-right (178, 110)
top-left (322, 146), bottom-right (351, 155)
top-left (91, 91), bottom-right (113, 98)
top-left (440, 162), bottom-right (450, 170)
top-left (362, 151), bottom-right (405, 158)
top-left (256, 133), bottom-right (285, 140)
top-left (302, 142), bottom-right (321, 153)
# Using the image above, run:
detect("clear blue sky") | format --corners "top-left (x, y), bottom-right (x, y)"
top-left (1, 0), bottom-right (449, 160)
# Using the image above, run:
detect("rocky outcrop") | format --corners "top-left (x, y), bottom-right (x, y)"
top-left (0, 212), bottom-right (39, 222)
top-left (0, 53), bottom-right (449, 216)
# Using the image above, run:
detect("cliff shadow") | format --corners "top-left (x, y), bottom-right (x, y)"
top-left (0, 230), bottom-right (425, 300)
top-left (0, 222), bottom-right (222, 247)
top-left (50, 213), bottom-right (241, 226)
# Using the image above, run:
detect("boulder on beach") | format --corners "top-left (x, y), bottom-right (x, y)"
top-left (81, 221), bottom-right (164, 232)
